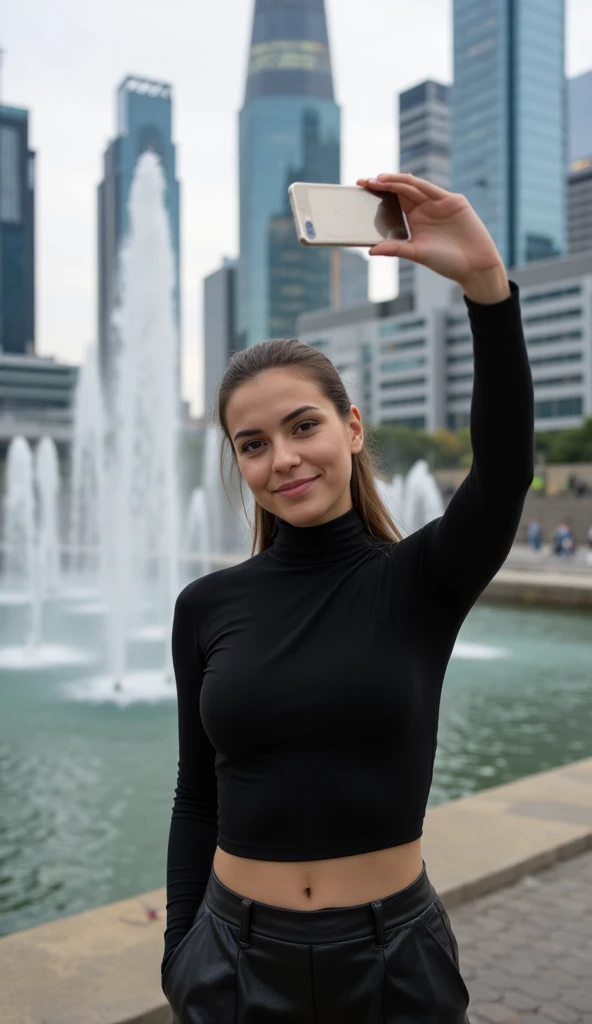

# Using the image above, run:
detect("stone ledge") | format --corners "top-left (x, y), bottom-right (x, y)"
top-left (1, 756), bottom-right (591, 1023)
top-left (483, 568), bottom-right (592, 608)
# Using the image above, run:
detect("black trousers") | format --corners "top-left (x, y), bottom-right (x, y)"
top-left (162, 860), bottom-right (471, 1023)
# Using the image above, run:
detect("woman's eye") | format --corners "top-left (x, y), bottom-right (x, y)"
top-left (241, 421), bottom-right (318, 454)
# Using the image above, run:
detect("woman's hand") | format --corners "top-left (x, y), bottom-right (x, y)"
top-left (357, 173), bottom-right (511, 303)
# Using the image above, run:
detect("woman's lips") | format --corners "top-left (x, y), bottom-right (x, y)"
top-left (276, 477), bottom-right (319, 498)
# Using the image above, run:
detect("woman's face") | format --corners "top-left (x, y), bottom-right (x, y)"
top-left (226, 368), bottom-right (364, 527)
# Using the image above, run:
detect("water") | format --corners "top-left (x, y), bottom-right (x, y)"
top-left (0, 596), bottom-right (590, 937)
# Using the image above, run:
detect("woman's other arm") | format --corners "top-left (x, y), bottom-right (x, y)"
top-left (161, 583), bottom-right (218, 980)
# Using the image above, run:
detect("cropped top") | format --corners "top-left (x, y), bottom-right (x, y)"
top-left (162, 280), bottom-right (534, 974)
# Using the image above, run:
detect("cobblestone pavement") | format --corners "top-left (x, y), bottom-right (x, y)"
top-left (449, 849), bottom-right (592, 1024)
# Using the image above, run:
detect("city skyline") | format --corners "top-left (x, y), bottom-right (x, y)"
top-left (2, 0), bottom-right (591, 417)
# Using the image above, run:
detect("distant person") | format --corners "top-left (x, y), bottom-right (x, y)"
top-left (527, 519), bottom-right (542, 551)
top-left (554, 521), bottom-right (574, 556)
top-left (161, 171), bottom-right (533, 1022)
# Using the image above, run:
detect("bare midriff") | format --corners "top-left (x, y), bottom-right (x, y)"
top-left (212, 837), bottom-right (423, 910)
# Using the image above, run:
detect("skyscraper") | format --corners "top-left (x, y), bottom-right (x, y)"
top-left (237, 0), bottom-right (341, 350)
top-left (451, 0), bottom-right (566, 268)
top-left (98, 76), bottom-right (180, 385)
top-left (0, 105), bottom-right (35, 355)
top-left (398, 80), bottom-right (450, 297)
top-left (568, 70), bottom-right (592, 165)
top-left (203, 257), bottom-right (237, 424)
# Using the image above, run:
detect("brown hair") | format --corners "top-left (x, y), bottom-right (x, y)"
top-left (216, 338), bottom-right (405, 557)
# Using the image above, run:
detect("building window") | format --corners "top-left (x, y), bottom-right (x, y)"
top-left (535, 397), bottom-right (583, 419)
top-left (521, 285), bottom-right (582, 303)
top-left (0, 125), bottom-right (22, 223)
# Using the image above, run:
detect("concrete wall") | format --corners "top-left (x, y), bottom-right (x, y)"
top-left (433, 466), bottom-right (592, 543)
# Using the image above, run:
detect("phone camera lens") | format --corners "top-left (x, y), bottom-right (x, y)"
top-left (305, 219), bottom-right (316, 240)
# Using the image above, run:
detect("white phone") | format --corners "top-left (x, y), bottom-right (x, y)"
top-left (288, 182), bottom-right (411, 248)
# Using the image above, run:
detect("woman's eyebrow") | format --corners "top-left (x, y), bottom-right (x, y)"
top-left (233, 405), bottom-right (322, 443)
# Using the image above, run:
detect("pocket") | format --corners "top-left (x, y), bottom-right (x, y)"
top-left (163, 904), bottom-right (239, 1024)
top-left (383, 902), bottom-right (470, 1022)
top-left (420, 900), bottom-right (470, 1009)
top-left (162, 900), bottom-right (210, 994)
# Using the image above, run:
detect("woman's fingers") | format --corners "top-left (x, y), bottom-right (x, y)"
top-left (375, 172), bottom-right (450, 201)
top-left (356, 178), bottom-right (428, 209)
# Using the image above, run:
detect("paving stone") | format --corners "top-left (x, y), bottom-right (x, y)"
top-left (469, 981), bottom-right (504, 1003)
top-left (471, 1004), bottom-right (522, 1024)
top-left (448, 849), bottom-right (592, 1024)
top-left (519, 1017), bottom-right (563, 1024)
top-left (541, 1002), bottom-right (581, 1024)
top-left (502, 990), bottom-right (540, 1012)
top-left (562, 987), bottom-right (592, 1013)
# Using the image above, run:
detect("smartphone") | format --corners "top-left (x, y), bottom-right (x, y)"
top-left (288, 182), bottom-right (411, 248)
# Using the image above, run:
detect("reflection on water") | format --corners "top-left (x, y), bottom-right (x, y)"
top-left (0, 596), bottom-right (590, 937)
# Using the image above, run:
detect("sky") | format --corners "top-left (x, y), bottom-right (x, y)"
top-left (3, 0), bottom-right (592, 418)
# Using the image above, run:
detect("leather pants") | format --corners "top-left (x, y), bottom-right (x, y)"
top-left (162, 860), bottom-right (471, 1023)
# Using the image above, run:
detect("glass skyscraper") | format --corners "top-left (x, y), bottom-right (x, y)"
top-left (237, 0), bottom-right (341, 350)
top-left (98, 76), bottom-right (180, 384)
top-left (451, 0), bottom-right (566, 269)
top-left (0, 105), bottom-right (35, 355)
top-left (568, 70), bottom-right (592, 165)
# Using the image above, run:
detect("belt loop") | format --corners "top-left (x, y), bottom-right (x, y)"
top-left (239, 897), bottom-right (252, 947)
top-left (371, 900), bottom-right (385, 947)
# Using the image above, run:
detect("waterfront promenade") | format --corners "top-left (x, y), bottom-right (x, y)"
top-left (452, 849), bottom-right (592, 1023)
top-left (1, 756), bottom-right (591, 1023)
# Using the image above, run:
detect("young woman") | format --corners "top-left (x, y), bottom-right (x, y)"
top-left (161, 173), bottom-right (534, 1023)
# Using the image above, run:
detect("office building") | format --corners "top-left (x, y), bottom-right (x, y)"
top-left (0, 353), bottom-right (78, 419)
top-left (237, 0), bottom-right (340, 351)
top-left (98, 76), bottom-right (180, 386)
top-left (451, 0), bottom-right (566, 269)
top-left (568, 159), bottom-right (592, 255)
top-left (298, 252), bottom-right (592, 434)
top-left (568, 70), bottom-right (592, 165)
top-left (0, 105), bottom-right (35, 355)
top-left (203, 257), bottom-right (237, 424)
top-left (398, 80), bottom-right (450, 297)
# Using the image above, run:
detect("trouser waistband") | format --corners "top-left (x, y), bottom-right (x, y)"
top-left (204, 860), bottom-right (436, 948)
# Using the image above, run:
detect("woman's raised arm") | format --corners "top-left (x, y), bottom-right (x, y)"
top-left (358, 173), bottom-right (535, 613)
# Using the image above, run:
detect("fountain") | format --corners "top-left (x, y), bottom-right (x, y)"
top-left (68, 341), bottom-right (108, 603)
top-left (377, 459), bottom-right (445, 537)
top-left (65, 150), bottom-right (181, 702)
top-left (0, 435), bottom-right (92, 668)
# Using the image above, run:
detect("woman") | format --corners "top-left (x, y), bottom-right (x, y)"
top-left (161, 173), bottom-right (534, 1023)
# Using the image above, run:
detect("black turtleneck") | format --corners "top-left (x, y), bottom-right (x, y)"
top-left (162, 280), bottom-right (534, 976)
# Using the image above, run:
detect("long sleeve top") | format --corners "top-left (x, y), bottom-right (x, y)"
top-left (162, 279), bottom-right (534, 976)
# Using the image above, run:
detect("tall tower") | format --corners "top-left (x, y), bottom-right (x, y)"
top-left (451, 0), bottom-right (566, 269)
top-left (398, 80), bottom-right (450, 298)
top-left (237, 0), bottom-right (341, 350)
top-left (97, 76), bottom-right (180, 387)
top-left (0, 104), bottom-right (35, 355)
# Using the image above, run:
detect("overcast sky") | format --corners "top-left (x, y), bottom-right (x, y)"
top-left (3, 0), bottom-right (591, 416)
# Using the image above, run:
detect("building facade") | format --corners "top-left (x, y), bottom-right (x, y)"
top-left (451, 0), bottom-right (566, 269)
top-left (203, 257), bottom-right (237, 424)
top-left (237, 0), bottom-right (341, 350)
top-left (568, 70), bottom-right (592, 165)
top-left (0, 105), bottom-right (35, 355)
top-left (568, 159), bottom-right (592, 256)
top-left (298, 253), bottom-right (592, 435)
top-left (97, 76), bottom-right (180, 386)
top-left (398, 79), bottom-right (451, 298)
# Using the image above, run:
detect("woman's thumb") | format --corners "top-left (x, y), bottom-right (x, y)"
top-left (369, 240), bottom-right (415, 259)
